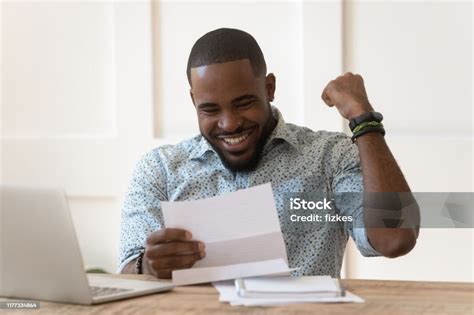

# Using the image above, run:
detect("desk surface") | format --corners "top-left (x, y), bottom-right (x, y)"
top-left (2, 274), bottom-right (473, 315)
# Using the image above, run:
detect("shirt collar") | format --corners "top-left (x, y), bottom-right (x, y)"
top-left (265, 106), bottom-right (300, 153)
top-left (189, 136), bottom-right (215, 160)
top-left (189, 106), bottom-right (300, 160)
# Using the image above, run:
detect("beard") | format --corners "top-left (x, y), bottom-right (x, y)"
top-left (201, 108), bottom-right (277, 173)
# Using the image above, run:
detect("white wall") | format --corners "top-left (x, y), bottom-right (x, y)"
top-left (344, 0), bottom-right (473, 282)
top-left (0, 1), bottom-right (155, 273)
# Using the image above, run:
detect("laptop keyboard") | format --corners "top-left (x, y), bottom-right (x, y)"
top-left (90, 285), bottom-right (133, 297)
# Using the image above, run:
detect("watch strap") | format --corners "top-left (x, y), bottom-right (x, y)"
top-left (349, 111), bottom-right (383, 131)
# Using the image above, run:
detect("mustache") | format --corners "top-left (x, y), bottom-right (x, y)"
top-left (213, 125), bottom-right (256, 138)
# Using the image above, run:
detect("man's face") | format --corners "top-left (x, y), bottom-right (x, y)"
top-left (190, 59), bottom-right (276, 172)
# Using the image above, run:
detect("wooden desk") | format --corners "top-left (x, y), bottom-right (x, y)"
top-left (1, 274), bottom-right (473, 314)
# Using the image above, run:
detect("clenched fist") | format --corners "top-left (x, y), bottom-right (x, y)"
top-left (321, 72), bottom-right (374, 120)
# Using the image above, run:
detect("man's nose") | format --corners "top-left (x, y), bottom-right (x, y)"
top-left (218, 110), bottom-right (242, 133)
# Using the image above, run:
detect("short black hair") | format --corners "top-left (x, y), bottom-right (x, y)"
top-left (186, 28), bottom-right (267, 85)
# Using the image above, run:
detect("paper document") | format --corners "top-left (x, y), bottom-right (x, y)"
top-left (172, 259), bottom-right (290, 287)
top-left (235, 275), bottom-right (341, 298)
top-left (213, 278), bottom-right (364, 306)
top-left (161, 183), bottom-right (291, 285)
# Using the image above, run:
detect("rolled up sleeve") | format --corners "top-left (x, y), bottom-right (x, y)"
top-left (330, 136), bottom-right (381, 258)
top-left (117, 149), bottom-right (168, 273)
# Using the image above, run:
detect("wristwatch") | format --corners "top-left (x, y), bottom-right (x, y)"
top-left (349, 111), bottom-right (383, 131)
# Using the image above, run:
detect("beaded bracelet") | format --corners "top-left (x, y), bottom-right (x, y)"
top-left (351, 124), bottom-right (385, 143)
top-left (352, 121), bottom-right (384, 134)
top-left (135, 251), bottom-right (145, 274)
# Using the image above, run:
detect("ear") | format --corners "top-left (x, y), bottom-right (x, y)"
top-left (265, 73), bottom-right (276, 102)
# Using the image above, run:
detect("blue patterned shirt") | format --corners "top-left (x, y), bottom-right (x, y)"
top-left (118, 108), bottom-right (380, 275)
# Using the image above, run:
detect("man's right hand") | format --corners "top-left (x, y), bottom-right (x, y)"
top-left (143, 228), bottom-right (205, 279)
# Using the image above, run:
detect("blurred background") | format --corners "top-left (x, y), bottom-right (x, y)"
top-left (1, 0), bottom-right (472, 281)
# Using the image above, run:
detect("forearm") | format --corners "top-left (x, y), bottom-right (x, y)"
top-left (356, 132), bottom-right (419, 257)
top-left (356, 132), bottom-right (408, 191)
top-left (320, 72), bottom-right (419, 257)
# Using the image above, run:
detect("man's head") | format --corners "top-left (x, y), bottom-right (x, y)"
top-left (187, 28), bottom-right (277, 172)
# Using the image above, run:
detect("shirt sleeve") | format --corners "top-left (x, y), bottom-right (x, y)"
top-left (117, 149), bottom-right (168, 273)
top-left (329, 134), bottom-right (381, 257)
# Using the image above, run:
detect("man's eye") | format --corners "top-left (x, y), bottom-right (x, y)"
top-left (201, 108), bottom-right (219, 115)
top-left (236, 101), bottom-right (254, 108)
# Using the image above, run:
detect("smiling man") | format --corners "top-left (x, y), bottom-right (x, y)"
top-left (119, 28), bottom-right (419, 279)
top-left (191, 58), bottom-right (276, 172)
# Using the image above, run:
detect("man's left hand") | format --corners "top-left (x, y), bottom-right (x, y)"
top-left (321, 72), bottom-right (374, 120)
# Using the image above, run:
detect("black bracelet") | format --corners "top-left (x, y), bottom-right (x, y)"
top-left (351, 126), bottom-right (385, 143)
top-left (135, 251), bottom-right (145, 274)
top-left (349, 111), bottom-right (383, 131)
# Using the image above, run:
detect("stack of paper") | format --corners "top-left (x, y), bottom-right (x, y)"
top-left (213, 276), bottom-right (364, 306)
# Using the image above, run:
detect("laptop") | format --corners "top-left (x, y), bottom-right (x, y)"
top-left (0, 185), bottom-right (174, 305)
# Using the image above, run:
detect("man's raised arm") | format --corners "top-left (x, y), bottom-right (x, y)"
top-left (321, 72), bottom-right (420, 258)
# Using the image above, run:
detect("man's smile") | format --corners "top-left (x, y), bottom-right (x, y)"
top-left (216, 128), bottom-right (256, 153)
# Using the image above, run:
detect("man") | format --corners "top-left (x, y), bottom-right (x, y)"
top-left (119, 28), bottom-right (419, 279)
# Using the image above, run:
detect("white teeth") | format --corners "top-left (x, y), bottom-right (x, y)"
top-left (221, 132), bottom-right (250, 145)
